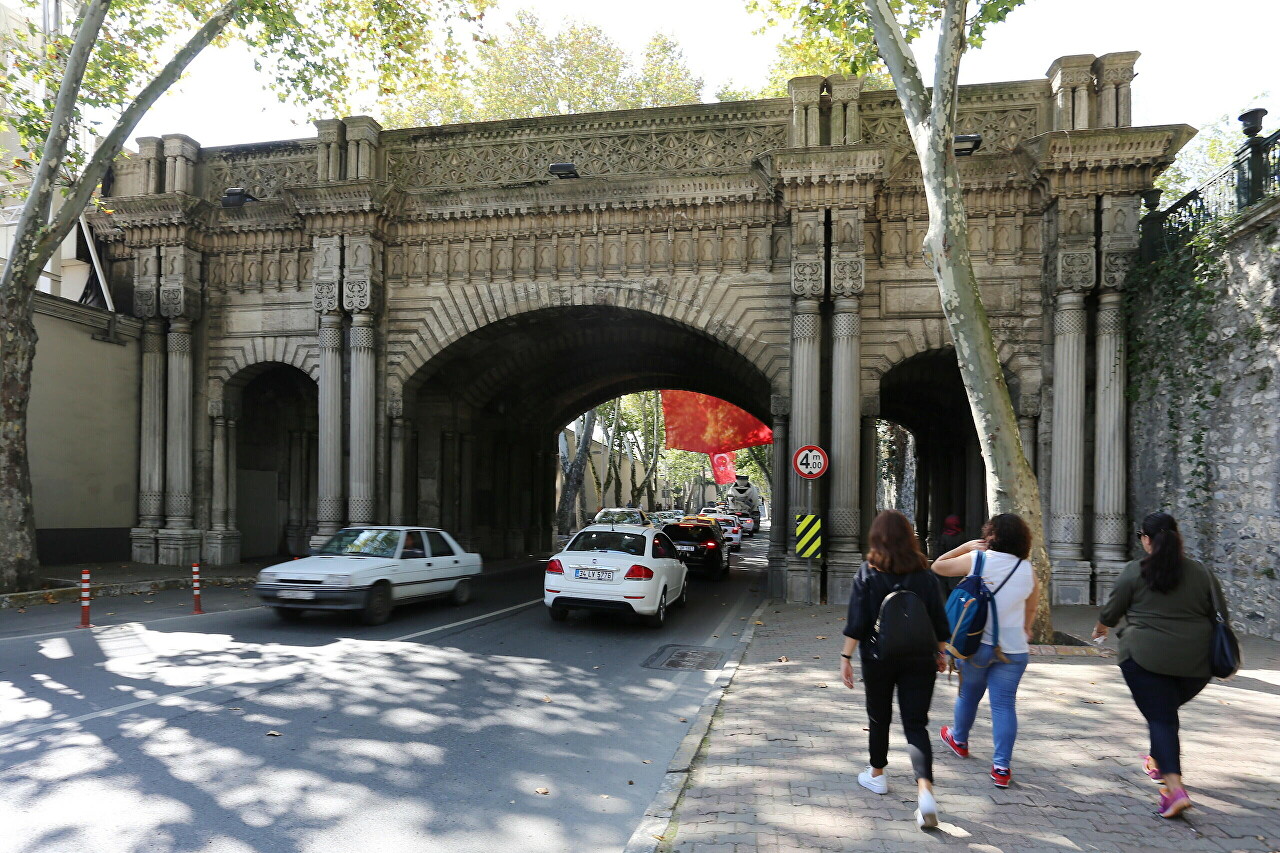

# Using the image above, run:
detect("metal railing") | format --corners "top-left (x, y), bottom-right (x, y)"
top-left (1145, 127), bottom-right (1280, 256)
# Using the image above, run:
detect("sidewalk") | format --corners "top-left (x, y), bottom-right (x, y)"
top-left (656, 604), bottom-right (1280, 853)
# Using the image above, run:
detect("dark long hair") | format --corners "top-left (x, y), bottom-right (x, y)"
top-left (867, 510), bottom-right (928, 575)
top-left (982, 513), bottom-right (1032, 560)
top-left (1139, 512), bottom-right (1184, 593)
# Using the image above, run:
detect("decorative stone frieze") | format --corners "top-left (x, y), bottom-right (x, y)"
top-left (203, 142), bottom-right (319, 203)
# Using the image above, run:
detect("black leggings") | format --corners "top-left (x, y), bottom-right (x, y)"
top-left (1119, 658), bottom-right (1209, 777)
top-left (861, 654), bottom-right (937, 782)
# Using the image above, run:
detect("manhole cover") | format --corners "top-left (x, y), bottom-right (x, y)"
top-left (642, 645), bottom-right (725, 671)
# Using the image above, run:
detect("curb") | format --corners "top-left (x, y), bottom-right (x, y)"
top-left (623, 596), bottom-right (770, 853)
top-left (0, 576), bottom-right (257, 610)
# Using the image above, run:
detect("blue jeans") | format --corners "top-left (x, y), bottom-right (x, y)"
top-left (951, 643), bottom-right (1029, 769)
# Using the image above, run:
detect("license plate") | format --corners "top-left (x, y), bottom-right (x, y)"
top-left (277, 590), bottom-right (316, 600)
top-left (676, 545), bottom-right (694, 552)
top-left (574, 569), bottom-right (614, 581)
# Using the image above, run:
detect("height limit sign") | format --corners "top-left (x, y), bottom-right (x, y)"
top-left (792, 445), bottom-right (828, 479)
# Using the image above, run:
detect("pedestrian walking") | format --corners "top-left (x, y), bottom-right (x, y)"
top-left (930, 513), bottom-right (1038, 788)
top-left (1092, 511), bottom-right (1227, 819)
top-left (840, 510), bottom-right (950, 830)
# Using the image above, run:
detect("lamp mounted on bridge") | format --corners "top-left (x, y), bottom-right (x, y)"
top-left (952, 134), bottom-right (983, 157)
top-left (220, 187), bottom-right (260, 208)
top-left (548, 163), bottom-right (580, 179)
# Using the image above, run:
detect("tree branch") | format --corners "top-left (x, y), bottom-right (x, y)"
top-left (928, 0), bottom-right (968, 154)
top-left (34, 0), bottom-right (245, 268)
top-left (860, 0), bottom-right (929, 130)
top-left (2, 0), bottom-right (110, 296)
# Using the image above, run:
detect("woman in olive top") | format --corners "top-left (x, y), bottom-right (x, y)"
top-left (1093, 512), bottom-right (1228, 819)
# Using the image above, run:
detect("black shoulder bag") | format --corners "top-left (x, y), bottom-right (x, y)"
top-left (1209, 578), bottom-right (1241, 680)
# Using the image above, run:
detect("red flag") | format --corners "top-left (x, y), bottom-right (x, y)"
top-left (662, 391), bottom-right (772, 454)
top-left (710, 451), bottom-right (737, 484)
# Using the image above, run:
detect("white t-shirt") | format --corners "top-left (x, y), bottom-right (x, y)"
top-left (969, 550), bottom-right (1035, 655)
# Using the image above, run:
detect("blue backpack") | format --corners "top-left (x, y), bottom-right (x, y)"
top-left (944, 552), bottom-right (1019, 660)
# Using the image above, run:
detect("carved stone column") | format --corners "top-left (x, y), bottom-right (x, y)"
top-left (827, 74), bottom-right (863, 145)
top-left (389, 392), bottom-right (406, 526)
top-left (1047, 55), bottom-right (1097, 132)
top-left (827, 208), bottom-right (865, 601)
top-left (204, 398), bottom-right (241, 565)
top-left (312, 235), bottom-right (345, 545)
top-left (157, 246), bottom-right (202, 565)
top-left (767, 394), bottom-right (790, 600)
top-left (787, 211), bottom-right (824, 601)
top-left (1018, 413), bottom-right (1038, 470)
top-left (1048, 201), bottom-right (1094, 602)
top-left (345, 233), bottom-right (382, 526)
top-left (1094, 194), bottom-right (1141, 597)
top-left (131, 248), bottom-right (166, 562)
top-left (1093, 52), bottom-right (1140, 129)
top-left (787, 76), bottom-right (824, 148)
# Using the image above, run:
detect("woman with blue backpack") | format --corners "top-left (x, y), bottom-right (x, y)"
top-left (929, 513), bottom-right (1039, 789)
top-left (840, 510), bottom-right (951, 830)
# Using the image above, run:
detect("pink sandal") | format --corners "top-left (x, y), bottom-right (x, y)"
top-left (1143, 755), bottom-right (1163, 784)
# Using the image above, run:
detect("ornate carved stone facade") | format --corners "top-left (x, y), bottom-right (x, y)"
top-left (94, 54), bottom-right (1190, 604)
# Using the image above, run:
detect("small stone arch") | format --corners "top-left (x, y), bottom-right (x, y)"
top-left (208, 335), bottom-right (319, 390)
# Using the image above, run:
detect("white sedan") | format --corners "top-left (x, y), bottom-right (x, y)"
top-left (255, 527), bottom-right (482, 625)
top-left (709, 514), bottom-right (744, 550)
top-left (544, 524), bottom-right (688, 627)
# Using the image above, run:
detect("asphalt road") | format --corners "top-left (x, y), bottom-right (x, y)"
top-left (0, 532), bottom-right (769, 853)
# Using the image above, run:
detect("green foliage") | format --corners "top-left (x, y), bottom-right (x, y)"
top-left (715, 28), bottom-right (893, 101)
top-left (1156, 96), bottom-right (1273, 203)
top-left (746, 0), bottom-right (1027, 79)
top-left (380, 11), bottom-right (703, 127)
top-left (0, 0), bottom-right (490, 187)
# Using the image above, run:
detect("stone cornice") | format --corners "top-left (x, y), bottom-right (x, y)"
top-left (285, 181), bottom-right (395, 216)
top-left (395, 172), bottom-right (772, 222)
top-left (768, 146), bottom-right (887, 210)
top-left (1024, 125), bottom-right (1195, 172)
top-left (103, 192), bottom-right (209, 230)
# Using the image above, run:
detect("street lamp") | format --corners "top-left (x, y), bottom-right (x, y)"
top-left (220, 187), bottom-right (259, 208)
top-left (548, 163), bottom-right (580, 179)
top-left (953, 134), bottom-right (983, 157)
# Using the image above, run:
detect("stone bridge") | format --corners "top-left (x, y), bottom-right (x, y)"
top-left (94, 51), bottom-right (1192, 604)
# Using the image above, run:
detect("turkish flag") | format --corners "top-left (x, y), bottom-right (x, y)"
top-left (662, 391), bottom-right (772, 455)
top-left (710, 451), bottom-right (737, 484)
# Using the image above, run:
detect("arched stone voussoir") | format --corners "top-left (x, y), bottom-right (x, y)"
top-left (209, 338), bottom-right (320, 390)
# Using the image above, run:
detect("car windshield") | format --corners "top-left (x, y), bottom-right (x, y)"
top-left (316, 528), bottom-right (401, 558)
top-left (567, 530), bottom-right (647, 556)
top-left (595, 509), bottom-right (643, 524)
top-left (664, 525), bottom-right (716, 543)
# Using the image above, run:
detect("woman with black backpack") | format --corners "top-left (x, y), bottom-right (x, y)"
top-left (840, 510), bottom-right (951, 830)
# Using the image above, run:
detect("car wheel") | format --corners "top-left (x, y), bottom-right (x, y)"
top-left (645, 589), bottom-right (667, 628)
top-left (675, 576), bottom-right (689, 608)
top-left (548, 604), bottom-right (569, 622)
top-left (360, 581), bottom-right (393, 626)
top-left (274, 607), bottom-right (304, 622)
top-left (450, 579), bottom-right (472, 606)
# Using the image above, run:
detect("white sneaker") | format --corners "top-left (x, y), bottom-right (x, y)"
top-left (858, 767), bottom-right (889, 794)
top-left (916, 789), bottom-right (939, 830)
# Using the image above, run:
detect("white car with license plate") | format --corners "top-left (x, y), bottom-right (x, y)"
top-left (255, 527), bottom-right (482, 625)
top-left (709, 514), bottom-right (743, 550)
top-left (544, 524), bottom-right (688, 627)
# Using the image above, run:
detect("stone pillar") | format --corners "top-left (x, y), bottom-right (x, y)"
top-left (131, 312), bottom-right (165, 562)
top-left (1018, 414), bottom-right (1038, 470)
top-left (286, 430), bottom-right (306, 554)
top-left (1048, 198), bottom-right (1095, 602)
top-left (342, 116), bottom-right (382, 181)
top-left (315, 119), bottom-right (346, 182)
top-left (1046, 55), bottom-right (1097, 132)
top-left (156, 246), bottom-right (202, 565)
top-left (312, 235), bottom-right (344, 546)
top-left (204, 400), bottom-right (241, 566)
top-left (344, 233), bottom-right (382, 526)
top-left (860, 414), bottom-right (877, 548)
top-left (160, 135), bottom-right (199, 194)
top-left (1093, 193), bottom-right (1141, 597)
top-left (827, 207), bottom-right (865, 602)
top-left (787, 210), bottom-right (824, 601)
top-left (389, 392), bottom-right (406, 526)
top-left (767, 394), bottom-right (790, 600)
top-left (827, 74), bottom-right (863, 145)
top-left (787, 76), bottom-right (824, 147)
top-left (1093, 52), bottom-right (1140, 129)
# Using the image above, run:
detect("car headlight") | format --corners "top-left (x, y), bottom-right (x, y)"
top-left (325, 574), bottom-right (354, 586)
top-left (258, 571), bottom-right (277, 583)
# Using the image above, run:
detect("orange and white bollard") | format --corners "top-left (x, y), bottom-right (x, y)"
top-left (78, 568), bottom-right (92, 628)
top-left (192, 563), bottom-right (205, 615)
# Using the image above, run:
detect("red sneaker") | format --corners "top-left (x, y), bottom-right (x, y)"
top-left (940, 726), bottom-right (969, 758)
top-left (991, 766), bottom-right (1012, 788)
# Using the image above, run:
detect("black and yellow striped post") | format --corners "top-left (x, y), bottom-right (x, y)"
top-left (794, 514), bottom-right (822, 559)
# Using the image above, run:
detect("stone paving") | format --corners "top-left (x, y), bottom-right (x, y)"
top-left (660, 605), bottom-right (1280, 853)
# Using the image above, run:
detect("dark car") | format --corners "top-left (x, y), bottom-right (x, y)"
top-left (662, 521), bottom-right (729, 579)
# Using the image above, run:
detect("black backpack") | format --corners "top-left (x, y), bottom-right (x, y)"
top-left (867, 566), bottom-right (937, 662)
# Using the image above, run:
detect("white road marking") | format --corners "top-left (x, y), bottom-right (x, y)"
top-left (0, 598), bottom-right (542, 748)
